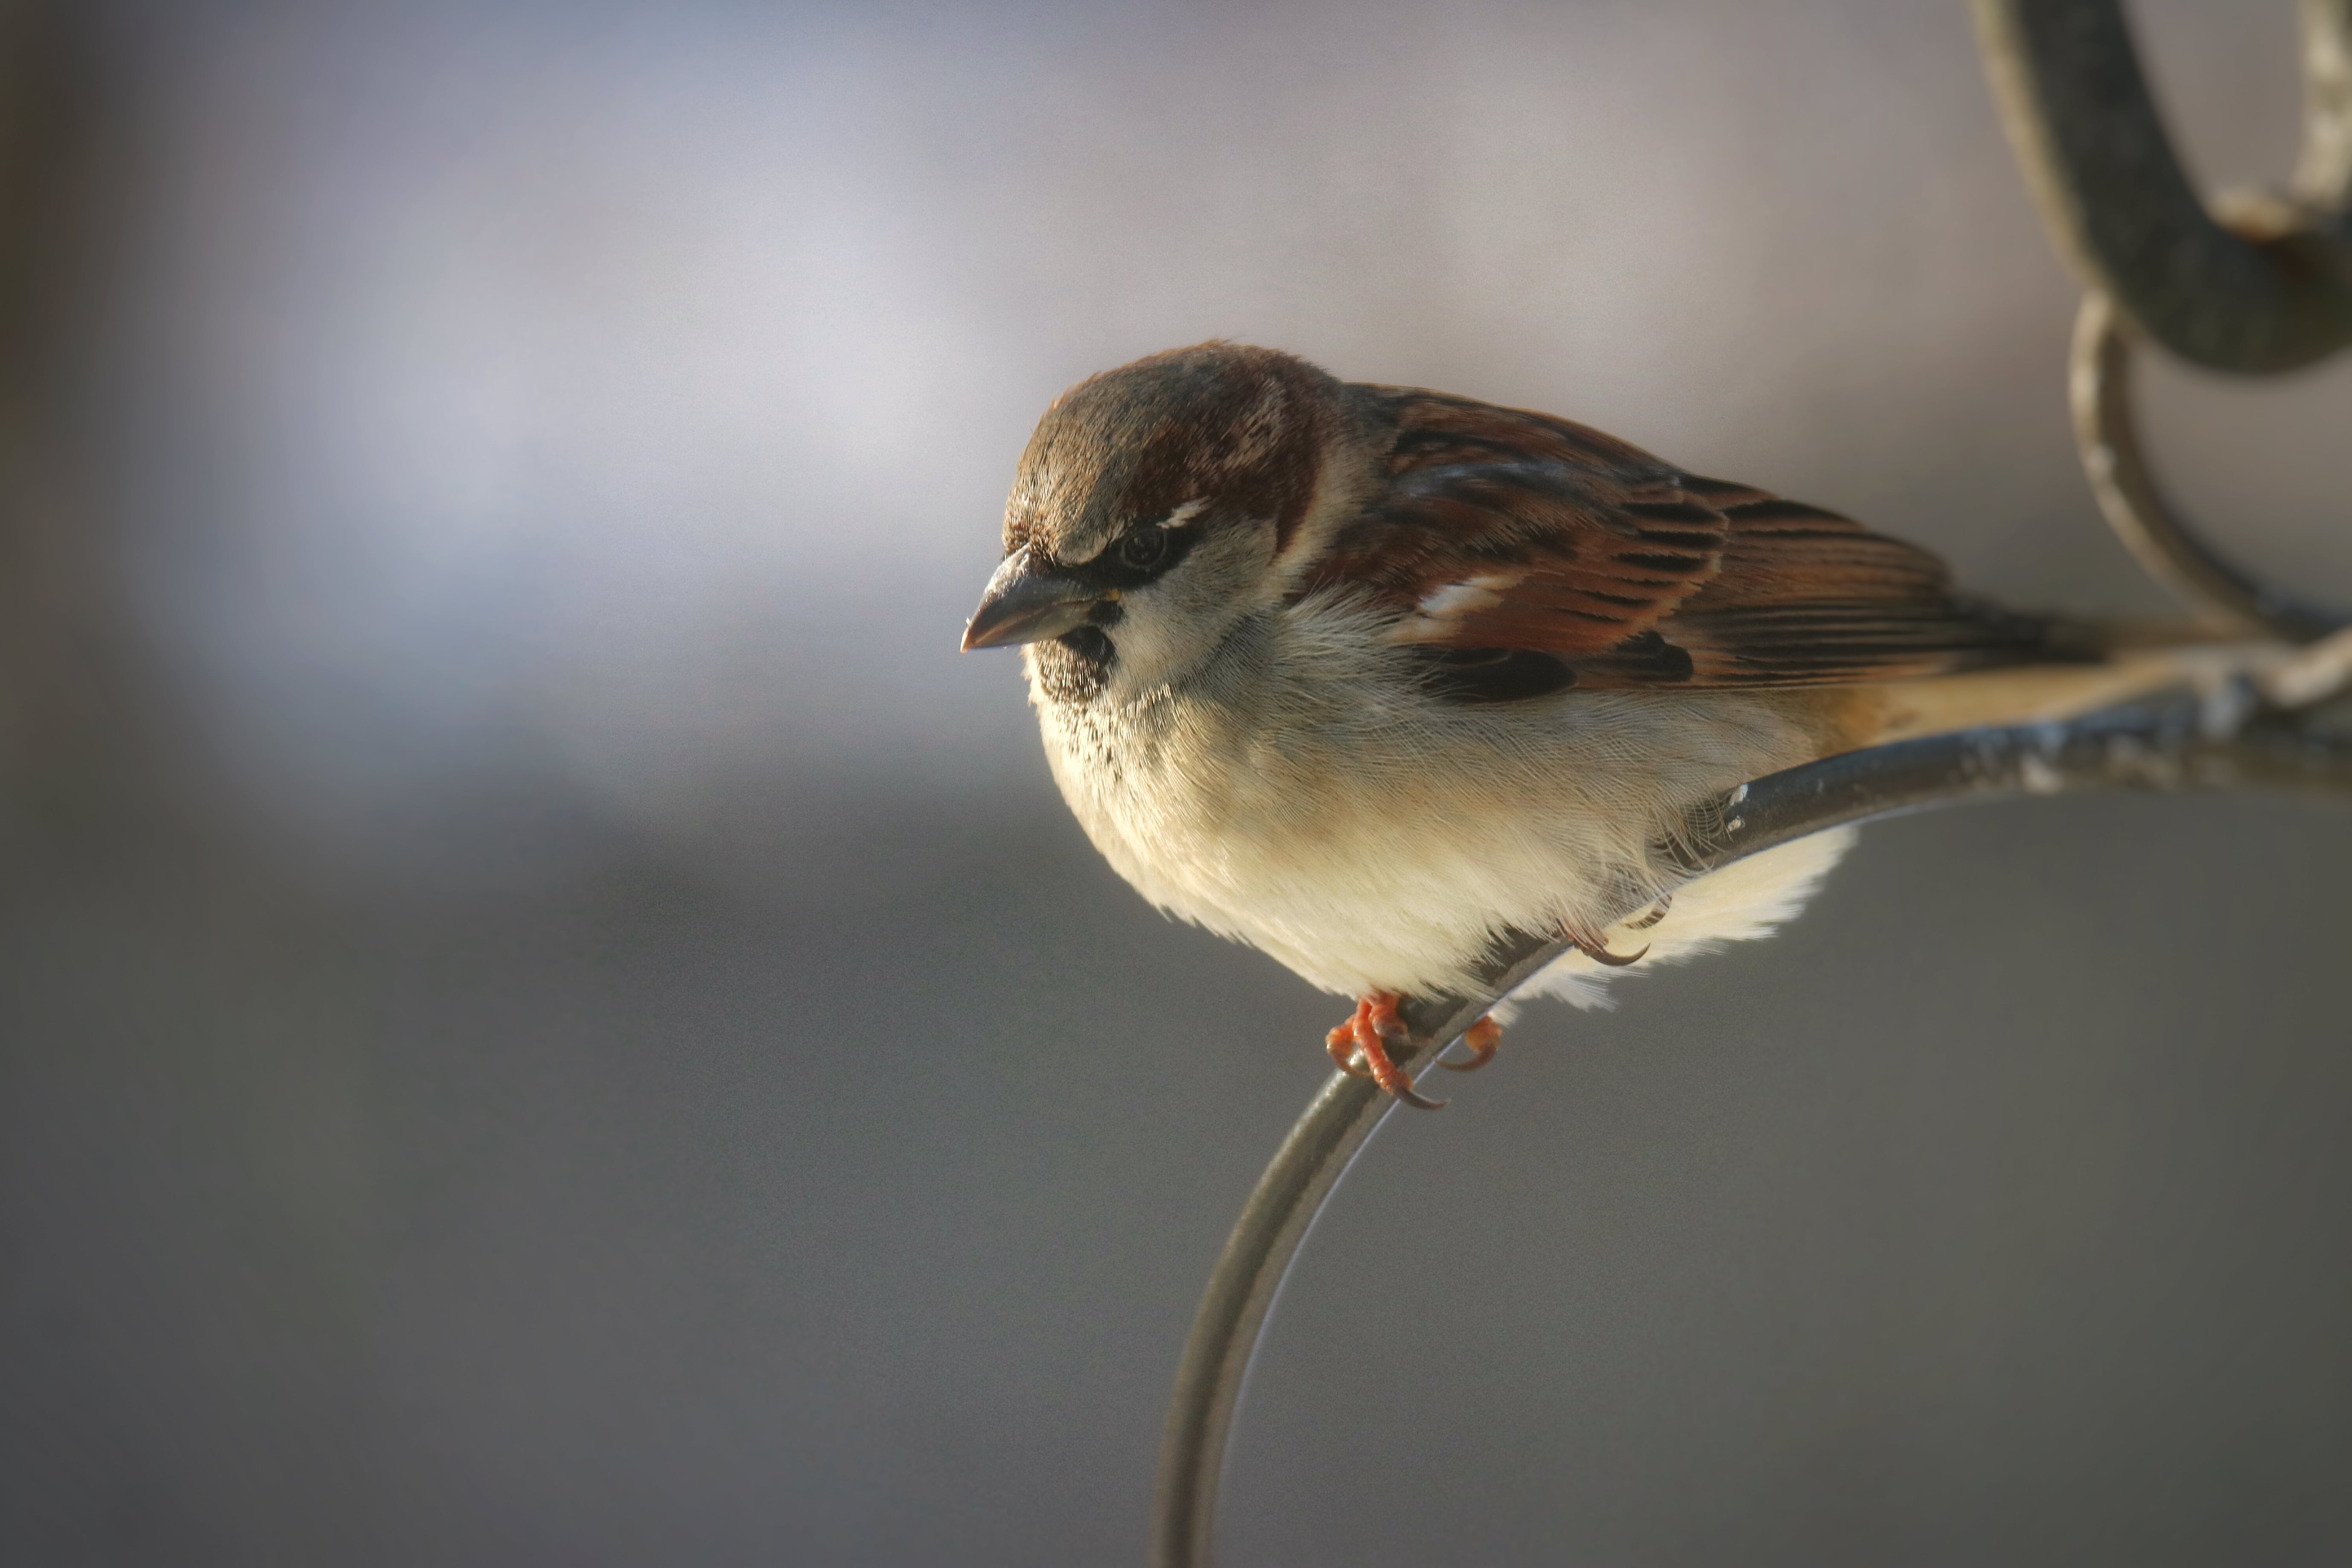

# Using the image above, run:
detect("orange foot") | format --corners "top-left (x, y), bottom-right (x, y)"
top-left (1440, 1014), bottom-right (1502, 1073)
top-left (1323, 993), bottom-right (1447, 1110)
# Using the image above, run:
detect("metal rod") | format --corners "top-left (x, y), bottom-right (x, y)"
top-left (2294, 0), bottom-right (2352, 216)
top-left (1974, 0), bottom-right (2352, 373)
top-left (1153, 10), bottom-right (2352, 1561)
top-left (1148, 682), bottom-right (2352, 1568)
top-left (1147, 932), bottom-right (1593, 1568)
top-left (2069, 291), bottom-right (2350, 643)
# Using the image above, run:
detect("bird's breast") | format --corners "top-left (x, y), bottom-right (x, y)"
top-left (1023, 612), bottom-right (1843, 997)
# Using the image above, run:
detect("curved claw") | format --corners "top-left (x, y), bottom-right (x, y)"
top-left (1574, 938), bottom-right (1650, 968)
top-left (1351, 994), bottom-right (1446, 1109)
top-left (1625, 892), bottom-right (1673, 930)
top-left (1440, 1014), bottom-right (1502, 1073)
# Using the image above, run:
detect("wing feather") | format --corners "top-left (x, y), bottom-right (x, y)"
top-left (1296, 387), bottom-right (2080, 697)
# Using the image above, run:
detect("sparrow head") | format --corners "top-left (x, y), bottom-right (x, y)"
top-left (962, 342), bottom-right (1381, 695)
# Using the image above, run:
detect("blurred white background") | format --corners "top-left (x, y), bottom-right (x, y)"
top-left (98, 0), bottom-right (2345, 866)
top-left (6, 2), bottom-right (2351, 1564)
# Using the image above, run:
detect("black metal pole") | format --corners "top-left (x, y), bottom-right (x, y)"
top-left (1148, 683), bottom-right (2352, 1567)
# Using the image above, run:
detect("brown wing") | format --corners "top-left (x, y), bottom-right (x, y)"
top-left (1298, 388), bottom-right (2072, 695)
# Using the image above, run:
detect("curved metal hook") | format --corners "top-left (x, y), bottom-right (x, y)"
top-left (2294, 0), bottom-right (2352, 214)
top-left (1151, 10), bottom-right (2352, 1563)
top-left (1150, 688), bottom-right (2352, 1568)
top-left (1975, 0), bottom-right (2352, 373)
top-left (1987, 0), bottom-right (2352, 642)
top-left (2069, 288), bottom-right (2351, 644)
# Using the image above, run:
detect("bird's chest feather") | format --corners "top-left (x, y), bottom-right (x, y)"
top-left (1023, 610), bottom-right (1837, 996)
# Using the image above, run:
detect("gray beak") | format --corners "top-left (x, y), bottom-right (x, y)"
top-left (961, 545), bottom-right (1106, 651)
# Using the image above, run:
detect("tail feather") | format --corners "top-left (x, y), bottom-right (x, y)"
top-left (1851, 635), bottom-right (2282, 747)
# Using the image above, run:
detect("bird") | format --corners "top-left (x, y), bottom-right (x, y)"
top-left (960, 341), bottom-right (2180, 1108)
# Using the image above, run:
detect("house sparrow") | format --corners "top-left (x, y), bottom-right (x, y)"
top-left (962, 343), bottom-right (2116, 1108)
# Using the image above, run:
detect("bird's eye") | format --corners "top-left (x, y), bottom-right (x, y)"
top-left (1114, 526), bottom-right (1169, 573)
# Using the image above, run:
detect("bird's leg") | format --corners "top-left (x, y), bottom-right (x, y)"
top-left (1328, 992), bottom-right (1447, 1109)
top-left (1440, 1014), bottom-right (1502, 1073)
top-left (1324, 1014), bottom-right (1373, 1077)
top-left (1325, 995), bottom-right (1400, 1078)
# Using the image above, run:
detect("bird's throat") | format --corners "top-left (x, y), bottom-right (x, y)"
top-left (1031, 627), bottom-right (1115, 705)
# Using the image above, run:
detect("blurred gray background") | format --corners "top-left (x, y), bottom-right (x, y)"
top-left (4, 1), bottom-right (2350, 1563)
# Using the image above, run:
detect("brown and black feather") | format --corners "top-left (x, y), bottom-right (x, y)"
top-left (1298, 387), bottom-right (2091, 702)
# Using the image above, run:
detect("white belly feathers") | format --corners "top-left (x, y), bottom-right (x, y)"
top-left (1028, 595), bottom-right (1852, 1003)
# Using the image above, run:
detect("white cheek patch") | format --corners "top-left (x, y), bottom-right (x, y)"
top-left (1389, 572), bottom-right (1518, 642)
